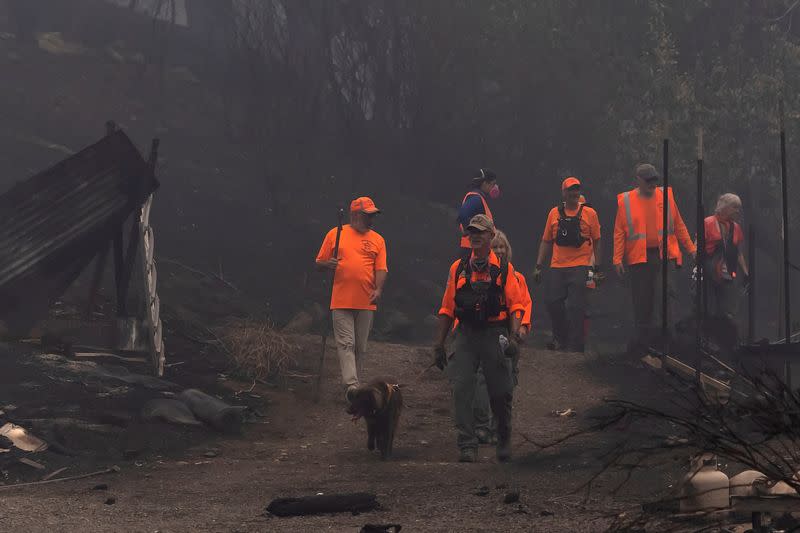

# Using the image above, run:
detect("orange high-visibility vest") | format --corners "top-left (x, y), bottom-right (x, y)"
top-left (459, 191), bottom-right (493, 248)
top-left (616, 187), bottom-right (683, 265)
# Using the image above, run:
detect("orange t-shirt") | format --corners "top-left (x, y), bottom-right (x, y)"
top-left (541, 205), bottom-right (601, 268)
top-left (642, 194), bottom-right (661, 248)
top-left (316, 225), bottom-right (388, 310)
top-left (438, 251), bottom-right (526, 322)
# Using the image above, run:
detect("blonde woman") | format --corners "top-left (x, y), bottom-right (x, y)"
top-left (472, 229), bottom-right (532, 444)
top-left (702, 193), bottom-right (748, 320)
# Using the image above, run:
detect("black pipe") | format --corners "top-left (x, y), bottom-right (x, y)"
top-left (662, 139), bottom-right (669, 344)
top-left (780, 123), bottom-right (791, 345)
top-left (748, 224), bottom-right (756, 344)
top-left (696, 131), bottom-right (705, 381)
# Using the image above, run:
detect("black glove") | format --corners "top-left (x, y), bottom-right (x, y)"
top-left (434, 345), bottom-right (448, 370)
top-left (505, 338), bottom-right (519, 357)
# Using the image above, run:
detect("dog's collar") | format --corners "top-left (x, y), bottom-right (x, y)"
top-left (350, 383), bottom-right (400, 423)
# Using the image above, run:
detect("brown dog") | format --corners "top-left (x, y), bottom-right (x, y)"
top-left (346, 379), bottom-right (403, 460)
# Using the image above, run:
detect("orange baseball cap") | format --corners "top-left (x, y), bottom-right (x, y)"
top-left (350, 196), bottom-right (380, 214)
top-left (562, 177), bottom-right (581, 190)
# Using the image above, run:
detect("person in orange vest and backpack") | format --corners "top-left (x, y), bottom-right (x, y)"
top-left (458, 169), bottom-right (499, 260)
top-left (613, 163), bottom-right (696, 353)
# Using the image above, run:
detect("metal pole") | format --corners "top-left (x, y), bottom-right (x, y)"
top-left (695, 128), bottom-right (705, 382)
top-left (780, 102), bottom-right (791, 346)
top-left (748, 224), bottom-right (756, 344)
top-left (662, 139), bottom-right (670, 345)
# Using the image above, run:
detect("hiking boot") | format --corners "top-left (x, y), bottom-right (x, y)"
top-left (475, 428), bottom-right (493, 445)
top-left (458, 448), bottom-right (478, 463)
top-left (546, 339), bottom-right (564, 351)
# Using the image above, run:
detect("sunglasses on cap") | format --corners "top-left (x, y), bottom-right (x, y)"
top-left (466, 226), bottom-right (490, 234)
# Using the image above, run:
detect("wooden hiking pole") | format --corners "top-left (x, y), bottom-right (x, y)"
top-left (314, 208), bottom-right (344, 403)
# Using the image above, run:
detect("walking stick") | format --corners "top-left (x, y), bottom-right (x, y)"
top-left (314, 208), bottom-right (344, 403)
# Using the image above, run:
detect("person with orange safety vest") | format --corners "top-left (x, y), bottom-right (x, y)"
top-left (434, 214), bottom-right (525, 463)
top-left (458, 169), bottom-right (499, 260)
top-left (613, 163), bottom-right (696, 351)
top-left (703, 193), bottom-right (748, 321)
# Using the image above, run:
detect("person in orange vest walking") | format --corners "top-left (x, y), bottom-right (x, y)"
top-left (534, 177), bottom-right (602, 352)
top-left (433, 214), bottom-right (526, 463)
top-left (458, 169), bottom-right (499, 260)
top-left (613, 163), bottom-right (696, 352)
top-left (315, 197), bottom-right (388, 401)
top-left (703, 193), bottom-right (749, 321)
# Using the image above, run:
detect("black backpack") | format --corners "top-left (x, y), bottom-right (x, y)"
top-left (555, 204), bottom-right (586, 248)
top-left (453, 258), bottom-right (508, 326)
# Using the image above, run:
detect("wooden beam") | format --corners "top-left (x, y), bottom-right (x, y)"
top-left (641, 353), bottom-right (745, 398)
top-left (731, 494), bottom-right (800, 513)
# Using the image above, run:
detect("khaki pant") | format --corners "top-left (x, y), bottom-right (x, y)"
top-left (332, 309), bottom-right (374, 389)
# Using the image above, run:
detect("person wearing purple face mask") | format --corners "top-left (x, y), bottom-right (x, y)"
top-left (457, 169), bottom-right (499, 261)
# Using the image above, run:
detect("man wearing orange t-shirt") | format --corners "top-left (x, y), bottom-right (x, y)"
top-left (534, 177), bottom-right (602, 352)
top-left (316, 197), bottom-right (388, 401)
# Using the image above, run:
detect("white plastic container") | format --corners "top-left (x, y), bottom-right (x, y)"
top-left (680, 454), bottom-right (730, 512)
top-left (729, 470), bottom-right (766, 498)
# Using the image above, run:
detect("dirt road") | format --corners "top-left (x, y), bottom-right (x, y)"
top-left (0, 336), bottom-right (676, 532)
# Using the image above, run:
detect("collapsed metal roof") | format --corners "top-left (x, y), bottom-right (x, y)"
top-left (0, 129), bottom-right (159, 333)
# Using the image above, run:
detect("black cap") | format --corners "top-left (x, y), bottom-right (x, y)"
top-left (635, 163), bottom-right (659, 180)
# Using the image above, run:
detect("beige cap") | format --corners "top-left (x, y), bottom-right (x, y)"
top-left (466, 214), bottom-right (495, 233)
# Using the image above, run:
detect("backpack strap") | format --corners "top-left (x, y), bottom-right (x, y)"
top-left (490, 257), bottom-right (509, 289)
top-left (558, 203), bottom-right (566, 218)
top-left (455, 257), bottom-right (469, 281)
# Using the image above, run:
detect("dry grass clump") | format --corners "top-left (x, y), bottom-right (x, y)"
top-left (219, 318), bottom-right (300, 381)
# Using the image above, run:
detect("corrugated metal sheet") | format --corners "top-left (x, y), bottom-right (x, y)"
top-left (0, 130), bottom-right (159, 333)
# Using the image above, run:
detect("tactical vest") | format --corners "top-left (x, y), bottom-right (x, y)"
top-left (453, 258), bottom-right (508, 326)
top-left (555, 204), bottom-right (586, 248)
